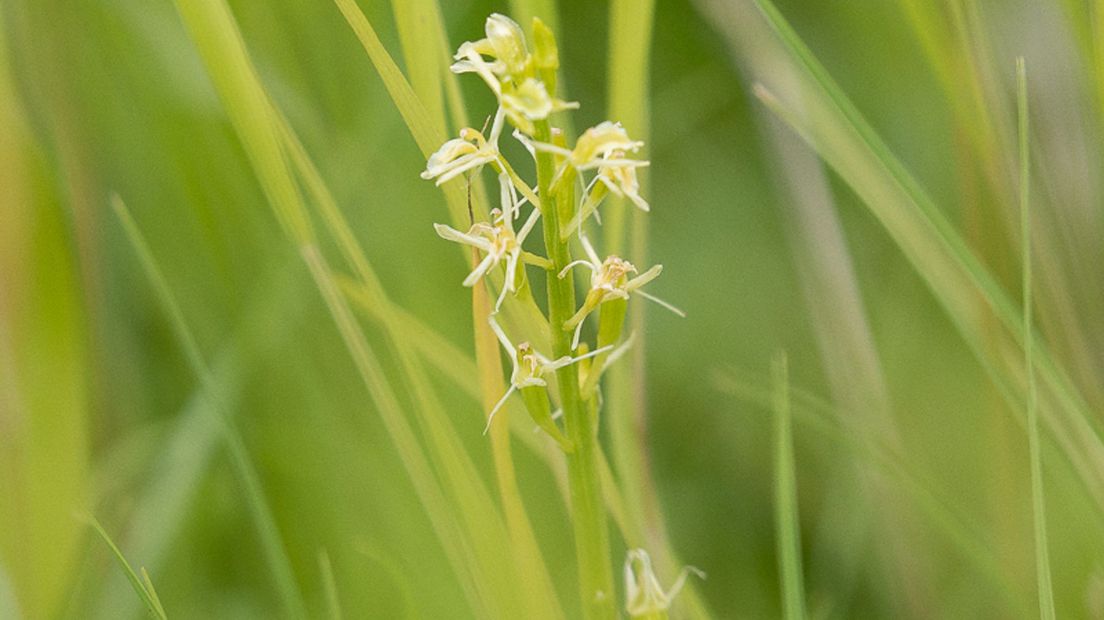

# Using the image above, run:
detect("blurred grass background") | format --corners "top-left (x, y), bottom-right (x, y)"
top-left (1, 0), bottom-right (1102, 617)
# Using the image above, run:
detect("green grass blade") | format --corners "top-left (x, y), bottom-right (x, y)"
top-left (85, 516), bottom-right (167, 620)
top-left (330, 0), bottom-right (495, 240)
top-left (771, 354), bottom-right (806, 620)
top-left (111, 196), bottom-right (308, 619)
top-left (140, 568), bottom-right (167, 619)
top-left (606, 4), bottom-right (711, 618)
top-left (331, 0), bottom-right (442, 158)
top-left (91, 264), bottom-right (307, 620)
top-left (318, 550), bottom-right (343, 620)
top-left (276, 104), bottom-right (549, 620)
top-left (716, 370), bottom-right (1031, 615)
top-left (737, 0), bottom-right (1104, 514)
top-left (389, 0), bottom-right (446, 136)
top-left (166, 0), bottom-right (524, 612)
top-left (299, 245), bottom-right (496, 616)
top-left (1019, 58), bottom-right (1056, 620)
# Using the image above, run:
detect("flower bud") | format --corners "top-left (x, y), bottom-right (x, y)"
top-left (485, 13), bottom-right (529, 76)
top-left (531, 17), bottom-right (559, 71)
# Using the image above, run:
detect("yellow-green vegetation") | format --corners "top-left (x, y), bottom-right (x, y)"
top-left (1, 0), bottom-right (1102, 618)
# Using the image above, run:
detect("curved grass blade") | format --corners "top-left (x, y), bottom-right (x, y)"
top-left (318, 550), bottom-right (343, 620)
top-left (112, 197), bottom-right (308, 619)
top-left (1018, 58), bottom-right (1056, 620)
top-left (715, 370), bottom-right (1031, 616)
top-left (740, 0), bottom-right (1104, 515)
top-left (85, 516), bottom-right (167, 620)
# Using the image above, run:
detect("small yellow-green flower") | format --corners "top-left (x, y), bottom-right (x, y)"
top-left (485, 316), bottom-right (611, 432)
top-left (517, 121), bottom-right (651, 218)
top-left (560, 235), bottom-right (683, 346)
top-left (623, 549), bottom-right (704, 618)
top-left (421, 108), bottom-right (505, 185)
top-left (450, 13), bottom-right (577, 135)
top-left (433, 174), bottom-right (540, 312)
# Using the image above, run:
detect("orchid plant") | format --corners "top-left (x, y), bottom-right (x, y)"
top-left (420, 13), bottom-right (692, 619)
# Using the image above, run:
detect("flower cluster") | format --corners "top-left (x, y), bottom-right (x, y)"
top-left (420, 12), bottom-right (694, 615)
top-left (421, 13), bottom-right (683, 441)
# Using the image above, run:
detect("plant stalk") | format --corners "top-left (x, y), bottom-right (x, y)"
top-left (534, 120), bottom-right (617, 620)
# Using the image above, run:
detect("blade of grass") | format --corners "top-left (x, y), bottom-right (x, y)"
top-left (772, 353), bottom-right (806, 620)
top-left (606, 4), bottom-right (711, 618)
top-left (91, 262), bottom-right (306, 620)
top-left (735, 0), bottom-right (1104, 516)
top-left (474, 259), bottom-right (565, 620)
top-left (716, 370), bottom-right (1031, 616)
top-left (318, 550), bottom-right (343, 620)
top-left (169, 0), bottom-right (532, 613)
top-left (330, 0), bottom-right (473, 225)
top-left (1019, 58), bottom-right (1056, 620)
top-left (112, 196), bottom-right (308, 619)
top-left (390, 0), bottom-right (446, 135)
top-left (139, 569), bottom-right (167, 620)
top-left (275, 104), bottom-right (559, 619)
top-left (300, 245), bottom-right (501, 616)
top-left (389, 0), bottom-right (493, 212)
top-left (85, 516), bottom-right (167, 620)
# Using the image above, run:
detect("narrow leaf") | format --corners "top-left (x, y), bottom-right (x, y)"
top-left (1019, 58), bottom-right (1056, 620)
top-left (772, 353), bottom-right (806, 620)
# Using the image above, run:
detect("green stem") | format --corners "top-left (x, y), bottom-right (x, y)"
top-left (534, 120), bottom-right (616, 619)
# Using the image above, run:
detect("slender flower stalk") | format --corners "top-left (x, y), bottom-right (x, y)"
top-left (420, 13), bottom-right (685, 619)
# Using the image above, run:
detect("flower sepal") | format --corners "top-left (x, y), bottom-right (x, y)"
top-left (519, 384), bottom-right (573, 452)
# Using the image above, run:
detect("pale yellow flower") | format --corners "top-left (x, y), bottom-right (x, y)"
top-left (485, 317), bottom-right (611, 432)
top-left (433, 173), bottom-right (539, 311)
top-left (450, 14), bottom-right (577, 135)
top-left (421, 108), bottom-right (505, 185)
top-left (623, 549), bottom-right (704, 618)
top-left (559, 234), bottom-right (683, 347)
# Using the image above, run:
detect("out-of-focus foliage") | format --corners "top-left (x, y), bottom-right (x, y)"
top-left (1, 0), bottom-right (1101, 617)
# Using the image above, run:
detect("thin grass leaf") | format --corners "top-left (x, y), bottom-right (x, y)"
top-left (771, 353), bottom-right (806, 620)
top-left (85, 516), bottom-right (167, 620)
top-left (318, 550), bottom-right (343, 620)
top-left (390, 0), bottom-right (446, 136)
top-left (605, 4), bottom-right (711, 618)
top-left (474, 259), bottom-right (565, 620)
top-left (299, 245), bottom-right (498, 617)
top-left (112, 197), bottom-right (308, 619)
top-left (167, 0), bottom-right (532, 612)
top-left (1019, 58), bottom-right (1056, 620)
top-left (715, 370), bottom-right (1031, 616)
top-left (92, 263), bottom-right (307, 620)
top-left (738, 0), bottom-right (1104, 515)
top-left (139, 568), bottom-right (167, 619)
top-left (275, 102), bottom-right (541, 620)
top-left (332, 0), bottom-right (440, 157)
